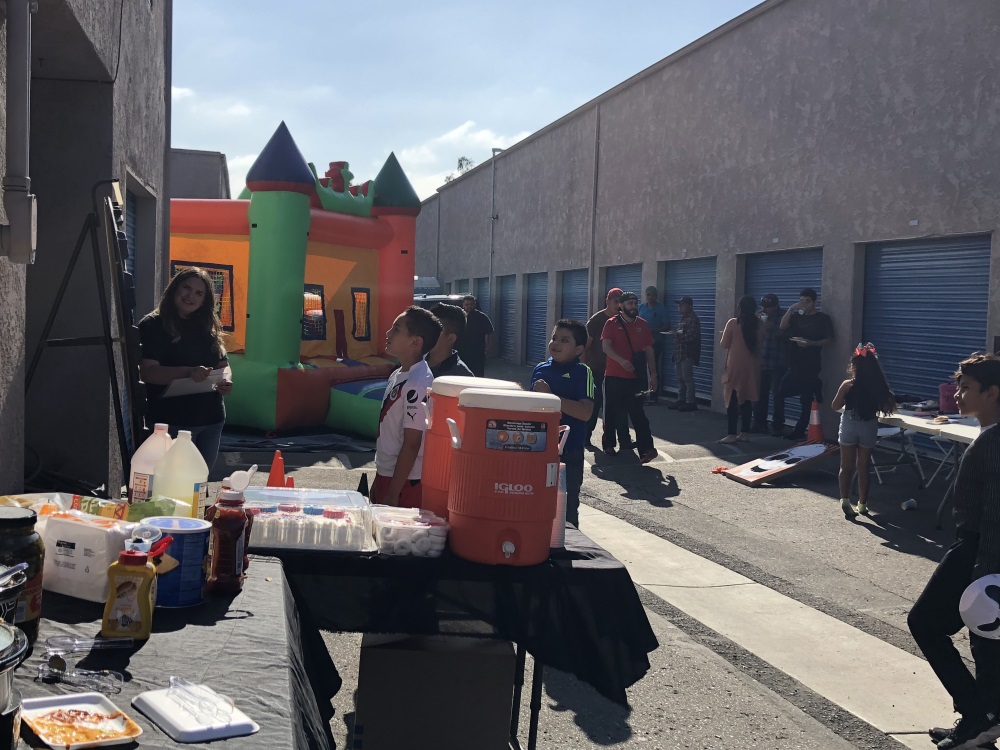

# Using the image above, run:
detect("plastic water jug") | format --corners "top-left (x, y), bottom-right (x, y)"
top-left (446, 388), bottom-right (567, 566)
top-left (128, 424), bottom-right (173, 503)
top-left (153, 431), bottom-right (210, 519)
top-left (422, 376), bottom-right (520, 519)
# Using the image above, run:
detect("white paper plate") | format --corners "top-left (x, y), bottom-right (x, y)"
top-left (21, 692), bottom-right (142, 749)
top-left (132, 686), bottom-right (259, 742)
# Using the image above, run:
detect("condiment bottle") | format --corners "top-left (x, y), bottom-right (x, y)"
top-left (0, 508), bottom-right (44, 645)
top-left (102, 550), bottom-right (155, 640)
top-left (206, 490), bottom-right (252, 595)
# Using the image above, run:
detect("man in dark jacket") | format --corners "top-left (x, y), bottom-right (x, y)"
top-left (427, 304), bottom-right (474, 378)
top-left (456, 295), bottom-right (494, 377)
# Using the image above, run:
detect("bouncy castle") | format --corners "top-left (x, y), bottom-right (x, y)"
top-left (169, 122), bottom-right (420, 436)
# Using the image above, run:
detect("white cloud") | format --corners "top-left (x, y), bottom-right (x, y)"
top-left (172, 86), bottom-right (195, 101)
top-left (226, 153), bottom-right (258, 195)
top-left (398, 121), bottom-right (531, 199)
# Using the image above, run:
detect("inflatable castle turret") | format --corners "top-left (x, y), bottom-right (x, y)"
top-left (169, 122), bottom-right (421, 435)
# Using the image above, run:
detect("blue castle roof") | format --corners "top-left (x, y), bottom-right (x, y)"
top-left (245, 122), bottom-right (315, 194)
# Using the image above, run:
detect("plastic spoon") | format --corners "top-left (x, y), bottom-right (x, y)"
top-left (227, 465), bottom-right (258, 492)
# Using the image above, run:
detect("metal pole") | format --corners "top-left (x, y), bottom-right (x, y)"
top-left (489, 148), bottom-right (503, 312)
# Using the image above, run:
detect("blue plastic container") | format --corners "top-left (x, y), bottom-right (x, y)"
top-left (144, 516), bottom-right (211, 608)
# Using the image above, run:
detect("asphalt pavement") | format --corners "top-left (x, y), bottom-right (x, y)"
top-left (217, 358), bottom-right (966, 749)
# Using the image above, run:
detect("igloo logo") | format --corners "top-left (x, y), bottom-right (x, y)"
top-left (495, 482), bottom-right (533, 496)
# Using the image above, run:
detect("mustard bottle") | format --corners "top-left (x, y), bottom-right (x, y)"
top-left (101, 550), bottom-right (155, 640)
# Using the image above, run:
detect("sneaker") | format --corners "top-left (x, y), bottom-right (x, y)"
top-left (640, 449), bottom-right (658, 464)
top-left (937, 713), bottom-right (1000, 750)
top-left (718, 435), bottom-right (740, 444)
top-left (677, 403), bottom-right (697, 412)
top-left (602, 444), bottom-right (618, 456)
top-left (856, 501), bottom-right (869, 516)
top-left (841, 498), bottom-right (857, 519)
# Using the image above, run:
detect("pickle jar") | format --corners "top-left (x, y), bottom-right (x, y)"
top-left (0, 508), bottom-right (44, 645)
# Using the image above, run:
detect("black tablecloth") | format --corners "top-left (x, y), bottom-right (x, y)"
top-left (15, 557), bottom-right (337, 749)
top-left (263, 527), bottom-right (658, 706)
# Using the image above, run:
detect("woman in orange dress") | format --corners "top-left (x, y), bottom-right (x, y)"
top-left (719, 295), bottom-right (764, 443)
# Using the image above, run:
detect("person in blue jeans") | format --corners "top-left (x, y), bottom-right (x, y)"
top-left (638, 286), bottom-right (671, 404)
top-left (530, 319), bottom-right (594, 528)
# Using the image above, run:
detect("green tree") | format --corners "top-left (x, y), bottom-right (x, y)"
top-left (444, 156), bottom-right (475, 183)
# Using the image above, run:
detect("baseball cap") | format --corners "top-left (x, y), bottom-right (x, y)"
top-left (619, 291), bottom-right (639, 304)
top-left (676, 296), bottom-right (694, 306)
top-left (644, 286), bottom-right (658, 295)
top-left (761, 294), bottom-right (779, 307)
top-left (606, 287), bottom-right (624, 303)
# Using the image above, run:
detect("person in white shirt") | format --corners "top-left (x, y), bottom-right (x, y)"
top-left (373, 306), bottom-right (442, 506)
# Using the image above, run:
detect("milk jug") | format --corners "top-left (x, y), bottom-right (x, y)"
top-left (152, 431), bottom-right (210, 519)
top-left (128, 424), bottom-right (173, 503)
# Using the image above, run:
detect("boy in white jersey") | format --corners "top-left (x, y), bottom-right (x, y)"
top-left (373, 306), bottom-right (442, 507)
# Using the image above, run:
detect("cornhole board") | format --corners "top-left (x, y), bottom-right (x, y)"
top-left (724, 441), bottom-right (839, 486)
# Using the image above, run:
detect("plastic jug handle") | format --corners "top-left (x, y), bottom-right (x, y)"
top-left (446, 418), bottom-right (462, 449)
top-left (423, 400), bottom-right (431, 430)
top-left (558, 425), bottom-right (570, 455)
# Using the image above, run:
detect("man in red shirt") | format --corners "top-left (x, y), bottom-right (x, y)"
top-left (601, 291), bottom-right (658, 463)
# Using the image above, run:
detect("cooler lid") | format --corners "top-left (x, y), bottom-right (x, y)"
top-left (458, 388), bottom-right (561, 412)
top-left (143, 516), bottom-right (211, 534)
top-left (430, 376), bottom-right (521, 398)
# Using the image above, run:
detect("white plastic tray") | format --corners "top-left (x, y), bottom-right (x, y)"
top-left (21, 692), bottom-right (142, 749)
top-left (132, 686), bottom-right (259, 742)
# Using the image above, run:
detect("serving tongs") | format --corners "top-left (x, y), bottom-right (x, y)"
top-left (45, 635), bottom-right (134, 656)
top-left (167, 676), bottom-right (235, 725)
top-left (36, 663), bottom-right (124, 694)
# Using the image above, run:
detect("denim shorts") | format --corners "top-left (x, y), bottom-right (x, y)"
top-left (838, 412), bottom-right (879, 449)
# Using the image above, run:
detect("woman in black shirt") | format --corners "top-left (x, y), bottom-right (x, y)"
top-left (138, 268), bottom-right (232, 470)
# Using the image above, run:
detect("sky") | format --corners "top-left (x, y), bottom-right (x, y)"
top-left (171, 1), bottom-right (762, 201)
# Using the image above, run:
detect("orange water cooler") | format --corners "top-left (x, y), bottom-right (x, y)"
top-left (446, 389), bottom-right (567, 566)
top-left (421, 376), bottom-right (520, 519)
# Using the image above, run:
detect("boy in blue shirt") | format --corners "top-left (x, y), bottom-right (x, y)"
top-left (530, 319), bottom-right (594, 527)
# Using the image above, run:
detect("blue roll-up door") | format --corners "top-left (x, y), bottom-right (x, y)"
top-left (499, 275), bottom-right (517, 362)
top-left (744, 248), bottom-right (824, 425)
top-left (525, 273), bottom-right (549, 365)
top-left (454, 278), bottom-right (470, 294)
top-left (863, 236), bottom-right (991, 403)
top-left (605, 264), bottom-right (643, 298)
top-left (125, 190), bottom-right (138, 277)
top-left (664, 257), bottom-right (717, 401)
top-left (474, 276), bottom-right (490, 318)
top-left (560, 268), bottom-right (589, 322)
top-left (744, 248), bottom-right (823, 312)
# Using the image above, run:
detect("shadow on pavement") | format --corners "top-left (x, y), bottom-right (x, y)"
top-left (542, 666), bottom-right (634, 746)
top-left (589, 463), bottom-right (680, 507)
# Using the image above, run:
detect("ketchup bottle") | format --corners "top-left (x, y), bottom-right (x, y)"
top-left (205, 490), bottom-right (252, 595)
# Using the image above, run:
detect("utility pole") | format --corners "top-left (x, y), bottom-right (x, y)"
top-left (488, 147), bottom-right (503, 314)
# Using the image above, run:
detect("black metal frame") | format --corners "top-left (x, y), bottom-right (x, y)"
top-left (25, 180), bottom-right (146, 496)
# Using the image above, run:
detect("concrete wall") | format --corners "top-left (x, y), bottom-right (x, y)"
top-left (18, 0), bottom-right (168, 493)
top-left (414, 196), bottom-right (438, 279)
top-left (0, 22), bottom-right (25, 492)
top-left (416, 0), bottom-right (1000, 409)
top-left (169, 149), bottom-right (230, 199)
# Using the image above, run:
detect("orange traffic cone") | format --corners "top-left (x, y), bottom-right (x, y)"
top-left (267, 450), bottom-right (286, 487)
top-left (285, 475), bottom-right (295, 488)
top-left (807, 401), bottom-right (825, 442)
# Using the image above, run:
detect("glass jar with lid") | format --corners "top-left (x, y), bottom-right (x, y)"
top-left (0, 509), bottom-right (44, 645)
